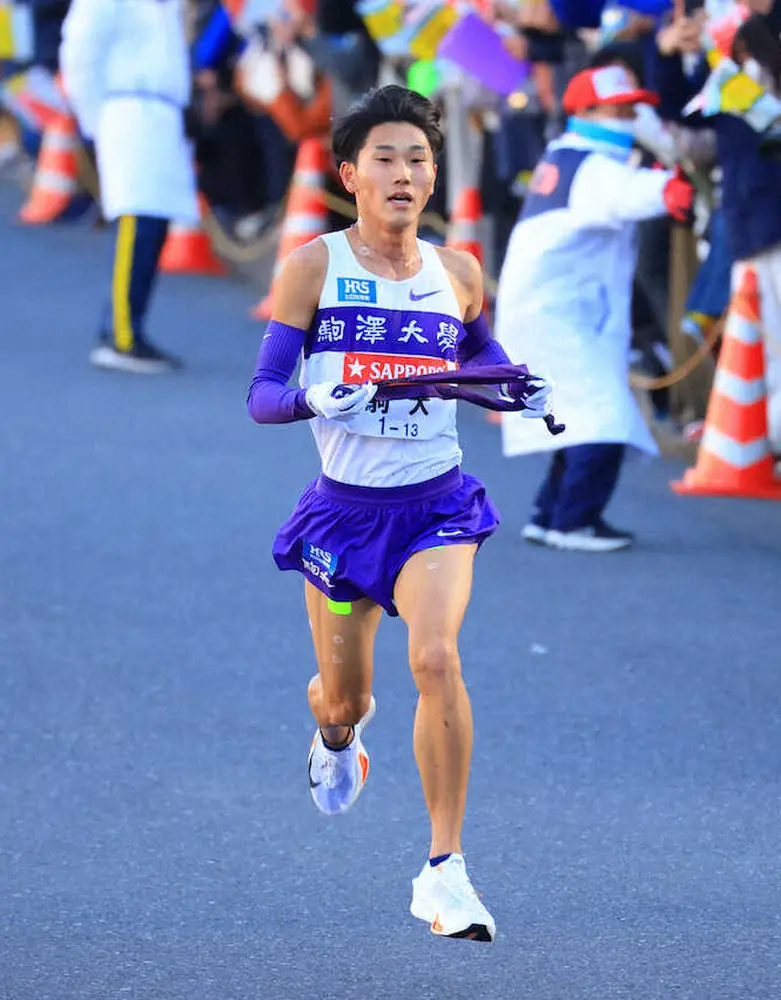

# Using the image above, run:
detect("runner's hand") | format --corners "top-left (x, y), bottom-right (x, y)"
top-left (501, 375), bottom-right (554, 419)
top-left (305, 381), bottom-right (377, 421)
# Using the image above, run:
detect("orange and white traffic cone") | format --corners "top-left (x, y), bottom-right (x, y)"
top-left (18, 112), bottom-right (81, 224)
top-left (250, 136), bottom-right (329, 321)
top-left (671, 266), bottom-right (781, 500)
top-left (159, 194), bottom-right (227, 276)
top-left (446, 186), bottom-right (484, 266)
top-left (447, 185), bottom-right (489, 318)
top-left (447, 185), bottom-right (499, 420)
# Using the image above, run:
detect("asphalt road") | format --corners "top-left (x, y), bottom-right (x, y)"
top-left (2, 182), bottom-right (781, 1000)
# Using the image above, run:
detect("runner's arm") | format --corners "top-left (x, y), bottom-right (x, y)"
top-left (246, 241), bottom-right (326, 424)
top-left (453, 251), bottom-right (512, 368)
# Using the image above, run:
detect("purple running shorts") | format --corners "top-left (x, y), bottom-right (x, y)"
top-left (272, 466), bottom-right (500, 615)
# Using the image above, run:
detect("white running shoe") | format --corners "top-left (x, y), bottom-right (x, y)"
top-left (546, 519), bottom-right (634, 552)
top-left (307, 697), bottom-right (376, 816)
top-left (410, 853), bottom-right (495, 942)
top-left (521, 521), bottom-right (549, 545)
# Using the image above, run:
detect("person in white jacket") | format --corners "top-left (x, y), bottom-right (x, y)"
top-left (496, 65), bottom-right (695, 552)
top-left (60, 0), bottom-right (198, 373)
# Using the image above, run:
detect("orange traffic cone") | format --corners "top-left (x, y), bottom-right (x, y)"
top-left (448, 184), bottom-right (494, 422)
top-left (446, 186), bottom-right (484, 266)
top-left (447, 184), bottom-right (489, 323)
top-left (18, 112), bottom-right (80, 224)
top-left (251, 137), bottom-right (329, 321)
top-left (159, 194), bottom-right (227, 276)
top-left (672, 266), bottom-right (781, 500)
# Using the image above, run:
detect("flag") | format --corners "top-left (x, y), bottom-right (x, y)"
top-left (684, 55), bottom-right (781, 133)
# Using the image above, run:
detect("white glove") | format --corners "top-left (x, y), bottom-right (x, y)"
top-left (305, 381), bottom-right (377, 421)
top-left (520, 378), bottom-right (554, 420)
top-left (500, 375), bottom-right (554, 419)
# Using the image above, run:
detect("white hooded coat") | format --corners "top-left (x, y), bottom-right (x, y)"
top-left (496, 127), bottom-right (673, 457)
top-left (59, 0), bottom-right (198, 223)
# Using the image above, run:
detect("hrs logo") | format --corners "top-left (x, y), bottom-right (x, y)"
top-left (337, 277), bottom-right (377, 304)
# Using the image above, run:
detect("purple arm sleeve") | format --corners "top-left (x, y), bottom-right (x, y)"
top-left (457, 313), bottom-right (512, 368)
top-left (246, 321), bottom-right (315, 424)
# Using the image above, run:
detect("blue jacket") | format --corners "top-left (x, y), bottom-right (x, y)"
top-left (549, 0), bottom-right (605, 29)
top-left (656, 51), bottom-right (781, 262)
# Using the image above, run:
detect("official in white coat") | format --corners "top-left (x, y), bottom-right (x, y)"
top-left (496, 66), bottom-right (695, 552)
top-left (60, 0), bottom-right (198, 373)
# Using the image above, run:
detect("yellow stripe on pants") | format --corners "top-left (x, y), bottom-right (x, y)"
top-left (0, 9), bottom-right (12, 60)
top-left (112, 215), bottom-right (136, 352)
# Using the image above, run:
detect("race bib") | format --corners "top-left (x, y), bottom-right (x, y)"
top-left (343, 395), bottom-right (454, 440)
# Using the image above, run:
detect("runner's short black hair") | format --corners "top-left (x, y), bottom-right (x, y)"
top-left (332, 85), bottom-right (444, 167)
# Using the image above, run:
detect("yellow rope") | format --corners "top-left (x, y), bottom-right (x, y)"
top-left (200, 200), bottom-right (285, 263)
top-left (628, 319), bottom-right (723, 391)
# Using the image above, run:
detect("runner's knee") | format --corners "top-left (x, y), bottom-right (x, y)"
top-left (409, 638), bottom-right (460, 693)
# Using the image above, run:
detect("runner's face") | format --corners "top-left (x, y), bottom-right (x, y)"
top-left (341, 122), bottom-right (437, 230)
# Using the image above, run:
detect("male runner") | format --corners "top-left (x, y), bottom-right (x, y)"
top-left (247, 85), bottom-right (552, 942)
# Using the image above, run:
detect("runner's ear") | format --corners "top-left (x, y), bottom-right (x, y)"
top-left (339, 159), bottom-right (357, 195)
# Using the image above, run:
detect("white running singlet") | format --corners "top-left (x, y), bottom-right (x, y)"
top-left (300, 230), bottom-right (466, 487)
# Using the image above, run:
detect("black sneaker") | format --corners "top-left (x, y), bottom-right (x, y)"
top-left (90, 339), bottom-right (183, 374)
top-left (546, 519), bottom-right (635, 552)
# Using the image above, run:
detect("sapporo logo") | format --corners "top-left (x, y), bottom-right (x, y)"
top-left (337, 277), bottom-right (377, 304)
top-left (342, 353), bottom-right (450, 383)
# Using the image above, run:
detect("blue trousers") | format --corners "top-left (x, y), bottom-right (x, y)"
top-left (532, 444), bottom-right (625, 532)
top-left (685, 208), bottom-right (732, 321)
top-left (100, 215), bottom-right (169, 351)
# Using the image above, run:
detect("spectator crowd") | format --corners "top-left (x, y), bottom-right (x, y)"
top-left (2, 0), bottom-right (781, 453)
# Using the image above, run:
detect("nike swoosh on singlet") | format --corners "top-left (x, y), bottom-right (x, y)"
top-left (409, 289), bottom-right (442, 301)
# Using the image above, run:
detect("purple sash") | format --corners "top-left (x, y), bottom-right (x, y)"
top-left (370, 364), bottom-right (566, 436)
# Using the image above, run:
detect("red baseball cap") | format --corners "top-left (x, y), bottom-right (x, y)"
top-left (562, 65), bottom-right (659, 114)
